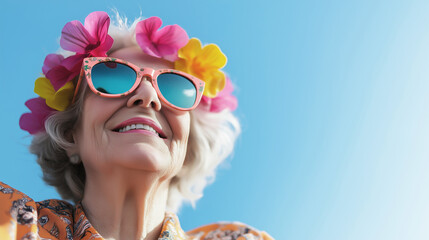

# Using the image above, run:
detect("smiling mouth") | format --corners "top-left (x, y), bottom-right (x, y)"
top-left (113, 124), bottom-right (167, 139)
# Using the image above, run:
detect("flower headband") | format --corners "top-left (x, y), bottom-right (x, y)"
top-left (19, 11), bottom-right (237, 135)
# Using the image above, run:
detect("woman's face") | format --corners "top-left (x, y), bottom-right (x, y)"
top-left (73, 46), bottom-right (190, 179)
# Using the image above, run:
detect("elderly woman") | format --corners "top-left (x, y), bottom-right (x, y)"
top-left (0, 12), bottom-right (273, 240)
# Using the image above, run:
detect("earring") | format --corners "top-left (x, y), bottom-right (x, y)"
top-left (69, 154), bottom-right (81, 164)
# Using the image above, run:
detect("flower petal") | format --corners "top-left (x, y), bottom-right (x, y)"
top-left (154, 24), bottom-right (189, 60)
top-left (60, 20), bottom-right (96, 53)
top-left (218, 76), bottom-right (234, 96)
top-left (35, 77), bottom-right (74, 110)
top-left (93, 35), bottom-right (113, 56)
top-left (37, 78), bottom-right (74, 111)
top-left (19, 98), bottom-right (54, 134)
top-left (42, 54), bottom-right (64, 75)
top-left (83, 11), bottom-right (113, 56)
top-left (61, 54), bottom-right (86, 71)
top-left (199, 76), bottom-right (237, 112)
top-left (45, 54), bottom-right (83, 91)
top-left (135, 17), bottom-right (163, 57)
top-left (210, 94), bottom-right (238, 112)
top-left (84, 11), bottom-right (110, 41)
top-left (136, 33), bottom-right (158, 57)
top-left (175, 38), bottom-right (229, 98)
top-left (34, 77), bottom-right (55, 100)
top-left (155, 25), bottom-right (189, 48)
top-left (198, 44), bottom-right (227, 69)
top-left (209, 77), bottom-right (237, 112)
top-left (136, 17), bottom-right (189, 61)
top-left (177, 38), bottom-right (202, 61)
top-left (45, 66), bottom-right (71, 91)
top-left (174, 59), bottom-right (189, 73)
top-left (203, 70), bottom-right (226, 98)
top-left (47, 81), bottom-right (74, 111)
top-left (139, 16), bottom-right (163, 38)
top-left (45, 65), bottom-right (79, 92)
top-left (19, 113), bottom-right (43, 134)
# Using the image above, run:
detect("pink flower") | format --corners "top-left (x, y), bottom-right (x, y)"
top-left (60, 11), bottom-right (113, 57)
top-left (136, 16), bottom-right (189, 61)
top-left (19, 98), bottom-right (55, 134)
top-left (43, 12), bottom-right (114, 91)
top-left (200, 76), bottom-right (238, 112)
top-left (42, 54), bottom-right (83, 91)
top-left (42, 54), bottom-right (64, 75)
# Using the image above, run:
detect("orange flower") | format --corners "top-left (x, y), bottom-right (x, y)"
top-left (175, 38), bottom-right (227, 98)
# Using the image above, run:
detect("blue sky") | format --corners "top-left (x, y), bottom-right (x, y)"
top-left (2, 1), bottom-right (429, 239)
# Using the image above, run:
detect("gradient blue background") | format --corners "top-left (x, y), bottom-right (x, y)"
top-left (2, 1), bottom-right (429, 239)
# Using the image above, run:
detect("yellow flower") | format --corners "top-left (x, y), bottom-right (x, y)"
top-left (175, 38), bottom-right (227, 98)
top-left (34, 77), bottom-right (74, 111)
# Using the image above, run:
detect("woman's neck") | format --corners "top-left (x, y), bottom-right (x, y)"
top-left (81, 169), bottom-right (170, 240)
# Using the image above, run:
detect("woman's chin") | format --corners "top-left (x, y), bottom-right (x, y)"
top-left (108, 146), bottom-right (172, 173)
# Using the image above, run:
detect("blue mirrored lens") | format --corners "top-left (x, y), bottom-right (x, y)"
top-left (157, 73), bottom-right (197, 109)
top-left (91, 62), bottom-right (136, 94)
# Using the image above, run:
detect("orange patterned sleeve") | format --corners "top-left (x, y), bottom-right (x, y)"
top-left (187, 221), bottom-right (275, 240)
top-left (0, 182), bottom-right (39, 240)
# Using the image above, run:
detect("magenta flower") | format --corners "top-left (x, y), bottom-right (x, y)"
top-left (42, 54), bottom-right (64, 75)
top-left (60, 11), bottom-right (113, 57)
top-left (200, 76), bottom-right (238, 112)
top-left (19, 98), bottom-right (55, 135)
top-left (136, 16), bottom-right (189, 61)
top-left (42, 54), bottom-right (83, 91)
top-left (43, 12), bottom-right (113, 91)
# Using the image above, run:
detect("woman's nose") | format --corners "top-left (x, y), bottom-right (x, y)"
top-left (126, 77), bottom-right (161, 111)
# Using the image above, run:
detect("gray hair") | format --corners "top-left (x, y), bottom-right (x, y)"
top-left (30, 14), bottom-right (240, 213)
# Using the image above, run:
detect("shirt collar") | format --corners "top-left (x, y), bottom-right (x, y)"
top-left (73, 203), bottom-right (188, 240)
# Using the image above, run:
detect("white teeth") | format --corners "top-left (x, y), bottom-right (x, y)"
top-left (118, 124), bottom-right (159, 136)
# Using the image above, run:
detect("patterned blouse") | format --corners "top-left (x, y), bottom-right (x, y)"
top-left (0, 182), bottom-right (273, 240)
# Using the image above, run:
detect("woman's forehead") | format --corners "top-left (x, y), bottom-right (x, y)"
top-left (109, 46), bottom-right (174, 70)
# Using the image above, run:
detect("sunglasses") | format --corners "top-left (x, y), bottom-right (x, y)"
top-left (73, 57), bottom-right (205, 111)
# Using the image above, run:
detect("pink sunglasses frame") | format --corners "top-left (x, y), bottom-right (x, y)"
top-left (73, 57), bottom-right (205, 111)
